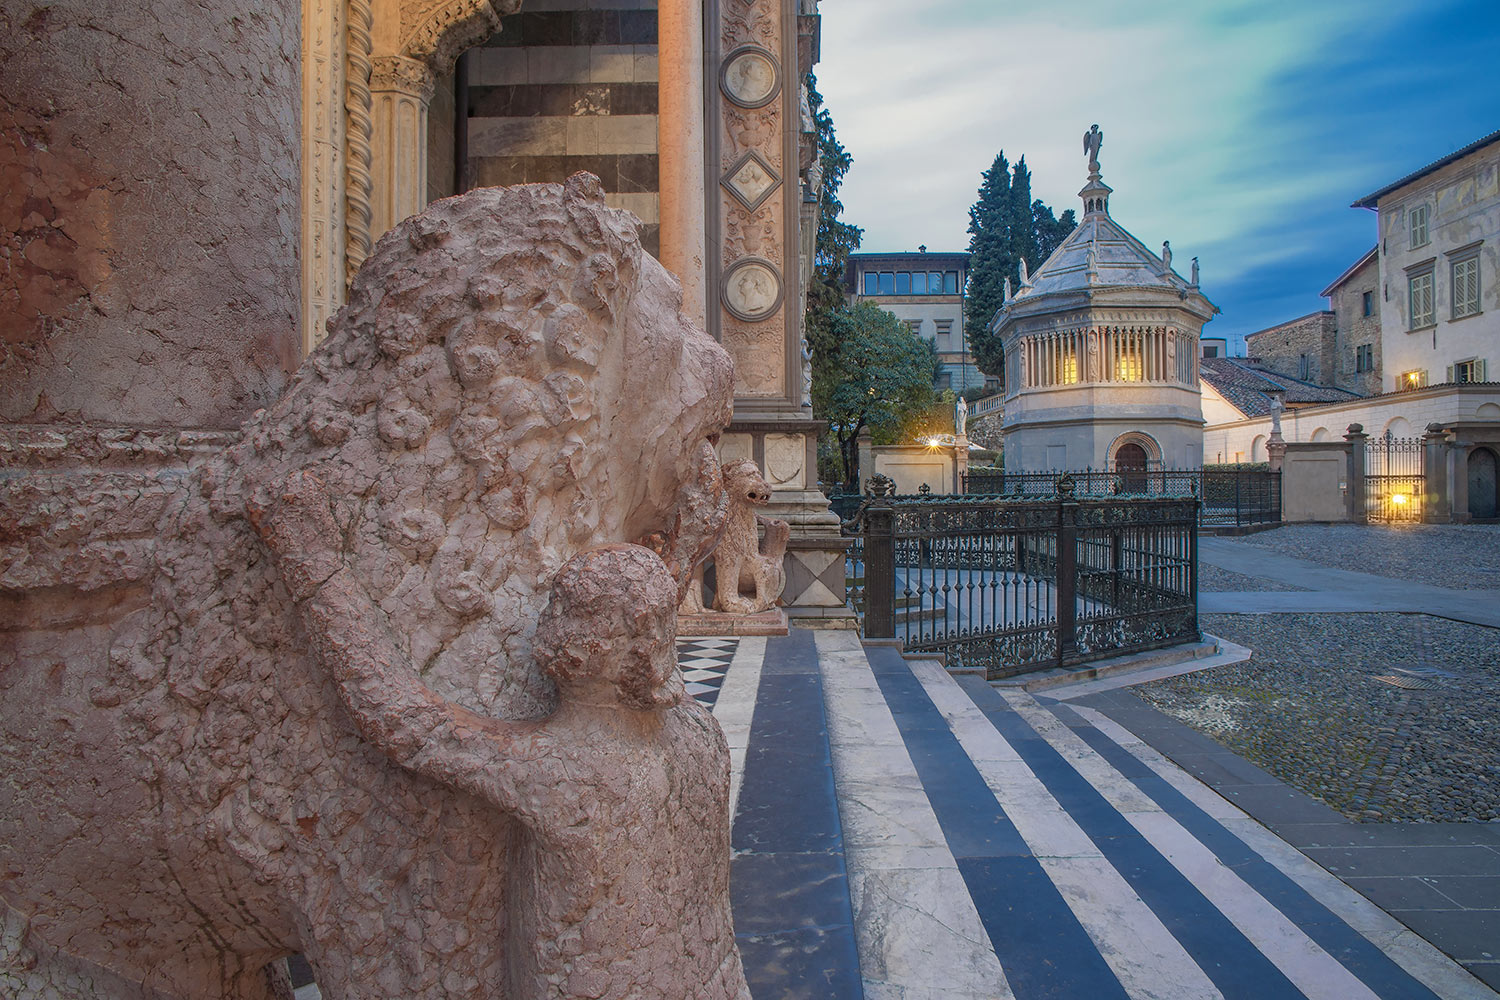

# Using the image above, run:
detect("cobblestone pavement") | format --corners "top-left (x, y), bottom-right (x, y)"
top-left (1235, 522), bottom-right (1500, 590)
top-left (1197, 563), bottom-right (1308, 592)
top-left (1138, 613), bottom-right (1500, 823)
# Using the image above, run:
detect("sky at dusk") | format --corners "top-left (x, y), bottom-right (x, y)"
top-left (816, 0), bottom-right (1500, 355)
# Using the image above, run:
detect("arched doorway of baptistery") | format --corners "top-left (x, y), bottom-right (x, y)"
top-left (1115, 442), bottom-right (1149, 493)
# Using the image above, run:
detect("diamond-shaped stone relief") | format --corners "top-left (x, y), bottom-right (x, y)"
top-left (721, 150), bottom-right (781, 212)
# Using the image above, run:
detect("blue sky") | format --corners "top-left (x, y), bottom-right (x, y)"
top-left (817, 0), bottom-right (1500, 354)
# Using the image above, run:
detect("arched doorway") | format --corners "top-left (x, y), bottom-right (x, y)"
top-left (1470, 447), bottom-right (1498, 520)
top-left (1115, 442), bottom-right (1149, 493)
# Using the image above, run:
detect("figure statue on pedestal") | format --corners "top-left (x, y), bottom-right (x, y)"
top-left (956, 396), bottom-right (968, 438)
top-left (1083, 123), bottom-right (1104, 172)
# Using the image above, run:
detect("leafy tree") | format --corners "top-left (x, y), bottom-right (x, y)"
top-left (963, 153), bottom-right (1076, 380)
top-left (814, 302), bottom-right (938, 490)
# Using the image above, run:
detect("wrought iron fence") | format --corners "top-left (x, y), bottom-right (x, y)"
top-left (846, 487), bottom-right (1199, 680)
top-left (1365, 435), bottom-right (1424, 523)
top-left (962, 467), bottom-right (1279, 528)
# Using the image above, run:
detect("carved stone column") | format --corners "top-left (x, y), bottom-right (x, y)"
top-left (369, 55), bottom-right (437, 245)
top-left (302, 0), bottom-right (349, 354)
top-left (658, 0), bottom-right (708, 328)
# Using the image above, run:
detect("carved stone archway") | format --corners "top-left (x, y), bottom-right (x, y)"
top-left (1107, 431), bottom-right (1162, 468)
top-left (301, 0), bottom-right (519, 353)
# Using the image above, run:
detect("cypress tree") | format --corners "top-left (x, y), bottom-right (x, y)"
top-left (963, 153), bottom-right (1014, 378)
top-left (964, 152), bottom-right (1077, 382)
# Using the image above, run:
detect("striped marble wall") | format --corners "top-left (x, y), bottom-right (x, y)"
top-left (467, 0), bottom-right (660, 256)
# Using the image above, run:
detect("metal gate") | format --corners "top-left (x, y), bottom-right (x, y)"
top-left (1366, 433), bottom-right (1424, 523)
top-left (846, 487), bottom-right (1199, 680)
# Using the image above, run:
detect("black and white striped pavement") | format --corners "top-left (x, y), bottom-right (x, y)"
top-left (687, 631), bottom-right (1496, 1000)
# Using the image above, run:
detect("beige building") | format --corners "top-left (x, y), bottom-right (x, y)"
top-left (845, 250), bottom-right (982, 393)
top-left (1357, 129), bottom-right (1498, 392)
top-left (1320, 248), bottom-right (1383, 397)
top-left (1201, 130), bottom-right (1500, 519)
top-left (993, 146), bottom-right (1215, 474)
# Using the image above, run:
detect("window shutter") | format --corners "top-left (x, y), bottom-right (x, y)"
top-left (1480, 359), bottom-right (1488, 382)
top-left (1447, 365), bottom-right (1454, 383)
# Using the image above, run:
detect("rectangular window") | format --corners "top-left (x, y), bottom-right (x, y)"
top-left (863, 272), bottom-right (878, 295)
top-left (878, 272), bottom-right (894, 295)
top-left (1408, 271), bottom-right (1435, 328)
top-left (934, 319), bottom-right (953, 339)
top-left (1202, 345), bottom-right (1219, 358)
top-left (1409, 204), bottom-right (1430, 249)
top-left (944, 271), bottom-right (959, 294)
top-left (905, 319), bottom-right (923, 336)
top-left (910, 271), bottom-right (928, 295)
top-left (1453, 358), bottom-right (1486, 383)
top-left (1452, 254), bottom-right (1481, 318)
top-left (931, 271), bottom-right (944, 293)
top-left (1356, 344), bottom-right (1373, 372)
top-left (1298, 353), bottom-right (1311, 380)
top-left (1398, 368), bottom-right (1428, 391)
top-left (1362, 290), bottom-right (1373, 317)
top-left (894, 271), bottom-right (911, 295)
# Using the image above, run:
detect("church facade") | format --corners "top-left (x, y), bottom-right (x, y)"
top-left (3, 0), bottom-right (849, 616)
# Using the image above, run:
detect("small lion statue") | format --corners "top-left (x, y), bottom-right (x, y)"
top-left (679, 459), bottom-right (788, 615)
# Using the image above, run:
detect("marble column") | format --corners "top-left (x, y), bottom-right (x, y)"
top-left (369, 55), bottom-right (436, 246)
top-left (657, 0), bottom-right (708, 328)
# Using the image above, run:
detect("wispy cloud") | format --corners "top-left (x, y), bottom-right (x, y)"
top-left (817, 0), bottom-right (1499, 347)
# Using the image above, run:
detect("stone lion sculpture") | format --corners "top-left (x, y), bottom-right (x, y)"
top-left (0, 175), bottom-right (746, 999)
top-left (710, 459), bottom-right (788, 614)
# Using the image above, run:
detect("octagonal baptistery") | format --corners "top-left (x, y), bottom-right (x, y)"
top-left (991, 160), bottom-right (1217, 474)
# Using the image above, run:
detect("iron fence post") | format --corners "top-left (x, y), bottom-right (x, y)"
top-left (1056, 496), bottom-right (1078, 666)
top-left (864, 499), bottom-right (896, 639)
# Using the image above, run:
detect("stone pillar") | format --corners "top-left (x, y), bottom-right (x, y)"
top-left (858, 426), bottom-right (875, 492)
top-left (702, 0), bottom-right (846, 625)
top-left (1344, 423), bottom-right (1369, 523)
top-left (1266, 433), bottom-right (1286, 472)
top-left (369, 56), bottom-right (436, 246)
top-left (1423, 423), bottom-right (1452, 523)
top-left (657, 0), bottom-right (708, 328)
top-left (302, 0), bottom-right (350, 355)
top-left (953, 435), bottom-right (970, 493)
top-left (1, 0), bottom-right (302, 428)
top-left (1448, 438), bottom-right (1472, 522)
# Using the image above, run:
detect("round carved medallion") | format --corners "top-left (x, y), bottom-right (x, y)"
top-left (720, 45), bottom-right (781, 109)
top-left (721, 258), bottom-right (783, 322)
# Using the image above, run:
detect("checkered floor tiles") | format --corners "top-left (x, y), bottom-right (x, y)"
top-left (676, 637), bottom-right (738, 708)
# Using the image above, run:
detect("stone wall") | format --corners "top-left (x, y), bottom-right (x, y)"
top-left (1244, 312), bottom-right (1337, 389)
top-left (466, 2), bottom-right (660, 256)
top-left (1327, 254), bottom-right (1382, 396)
top-left (1, 0), bottom-right (301, 428)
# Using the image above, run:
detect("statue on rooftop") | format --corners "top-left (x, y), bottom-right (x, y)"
top-left (1161, 241), bottom-right (1172, 270)
top-left (1083, 124), bottom-right (1103, 172)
